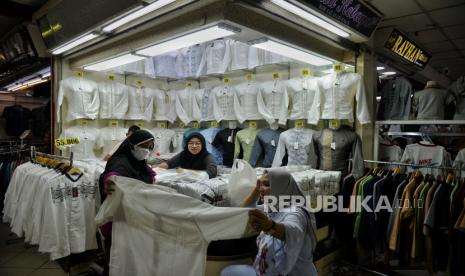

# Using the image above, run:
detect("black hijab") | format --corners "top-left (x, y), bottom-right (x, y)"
top-left (179, 132), bottom-right (210, 170)
top-left (104, 129), bottom-right (154, 184)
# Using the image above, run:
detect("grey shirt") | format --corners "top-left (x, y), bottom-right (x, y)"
top-left (249, 128), bottom-right (284, 168)
top-left (378, 77), bottom-right (412, 120)
top-left (413, 88), bottom-right (454, 120)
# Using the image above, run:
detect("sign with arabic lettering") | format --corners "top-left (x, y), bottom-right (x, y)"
top-left (384, 29), bottom-right (431, 68)
top-left (296, 0), bottom-right (381, 37)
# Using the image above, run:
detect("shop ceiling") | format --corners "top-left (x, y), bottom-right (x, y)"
top-left (367, 0), bottom-right (465, 81)
top-left (0, 0), bottom-right (48, 38)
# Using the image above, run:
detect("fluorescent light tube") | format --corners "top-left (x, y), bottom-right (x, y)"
top-left (382, 71), bottom-right (396, 75)
top-left (23, 78), bottom-right (42, 86)
top-left (377, 66), bottom-right (385, 70)
top-left (250, 38), bottom-right (332, 66)
top-left (270, 0), bottom-right (350, 38)
top-left (103, 0), bottom-right (176, 33)
top-left (84, 54), bottom-right (145, 71)
top-left (136, 24), bottom-right (240, 56)
top-left (41, 72), bottom-right (51, 79)
top-left (52, 33), bottom-right (99, 55)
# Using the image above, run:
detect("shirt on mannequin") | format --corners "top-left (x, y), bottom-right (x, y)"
top-left (150, 128), bottom-right (177, 155)
top-left (98, 81), bottom-right (129, 119)
top-left (59, 126), bottom-right (103, 160)
top-left (194, 88), bottom-right (214, 121)
top-left (211, 85), bottom-right (236, 122)
top-left (234, 128), bottom-right (263, 163)
top-left (233, 82), bottom-right (262, 123)
top-left (249, 128), bottom-right (285, 168)
top-left (412, 88), bottom-right (454, 120)
top-left (257, 80), bottom-right (289, 125)
top-left (212, 128), bottom-right (240, 167)
top-left (272, 128), bottom-right (317, 168)
top-left (176, 44), bottom-right (205, 78)
top-left (287, 77), bottom-right (319, 120)
top-left (57, 77), bottom-right (100, 122)
top-left (200, 128), bottom-right (223, 165)
top-left (377, 77), bottom-right (412, 120)
top-left (175, 88), bottom-right (202, 124)
top-left (151, 89), bottom-right (177, 123)
top-left (125, 86), bottom-right (154, 121)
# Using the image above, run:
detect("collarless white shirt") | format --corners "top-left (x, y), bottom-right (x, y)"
top-left (97, 127), bottom-right (127, 157)
top-left (57, 77), bottom-right (100, 122)
top-left (153, 52), bottom-right (178, 78)
top-left (230, 41), bottom-right (250, 71)
top-left (176, 44), bottom-right (205, 78)
top-left (59, 126), bottom-right (103, 160)
top-left (257, 80), bottom-right (289, 125)
top-left (175, 88), bottom-right (202, 124)
top-left (287, 77), bottom-right (319, 120)
top-left (211, 85), bottom-right (236, 122)
top-left (308, 72), bottom-right (370, 125)
top-left (150, 89), bottom-right (177, 123)
top-left (193, 88), bottom-right (214, 121)
top-left (98, 81), bottom-right (129, 119)
top-left (125, 86), bottom-right (154, 121)
top-left (150, 128), bottom-right (177, 155)
top-left (233, 82), bottom-right (262, 123)
top-left (197, 39), bottom-right (231, 76)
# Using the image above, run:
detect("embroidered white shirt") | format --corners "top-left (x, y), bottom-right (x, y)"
top-left (150, 128), bottom-right (177, 155)
top-left (211, 85), bottom-right (236, 122)
top-left (233, 82), bottom-right (262, 123)
top-left (272, 128), bottom-right (317, 168)
top-left (59, 126), bottom-right (103, 160)
top-left (125, 86), bottom-right (154, 121)
top-left (257, 80), bottom-right (289, 125)
top-left (97, 127), bottom-right (127, 157)
top-left (176, 44), bottom-right (205, 78)
top-left (98, 81), bottom-right (129, 119)
top-left (193, 88), bottom-right (214, 121)
top-left (150, 89), bottom-right (177, 123)
top-left (287, 77), bottom-right (318, 120)
top-left (57, 77), bottom-right (100, 122)
top-left (175, 88), bottom-right (202, 124)
top-left (197, 39), bottom-right (232, 76)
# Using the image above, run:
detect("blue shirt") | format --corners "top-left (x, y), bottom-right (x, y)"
top-left (249, 128), bottom-right (284, 168)
top-left (200, 128), bottom-right (223, 165)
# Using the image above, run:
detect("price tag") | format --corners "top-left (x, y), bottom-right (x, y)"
top-left (331, 142), bottom-right (336, 150)
top-left (329, 119), bottom-right (340, 129)
top-left (249, 121), bottom-right (257, 128)
top-left (109, 120), bottom-right (118, 127)
top-left (301, 68), bottom-right (311, 77)
top-left (272, 73), bottom-right (281, 79)
top-left (247, 74), bottom-right (254, 81)
top-left (211, 121), bottom-right (218, 128)
top-left (193, 122), bottom-right (200, 129)
top-left (186, 82), bottom-right (193, 88)
top-left (179, 122), bottom-right (185, 128)
top-left (223, 78), bottom-right (230, 84)
top-left (80, 120), bottom-right (88, 127)
top-left (108, 75), bottom-right (115, 81)
top-left (159, 122), bottom-right (166, 129)
top-left (136, 80), bottom-right (144, 86)
top-left (294, 142), bottom-right (299, 150)
top-left (271, 139), bottom-right (276, 147)
top-left (75, 71), bottom-right (84, 78)
top-left (245, 138), bottom-right (250, 145)
top-left (227, 136), bottom-right (232, 143)
top-left (333, 63), bottom-right (344, 72)
top-left (55, 137), bottom-right (81, 147)
top-left (136, 122), bottom-right (144, 128)
top-left (295, 120), bottom-right (305, 128)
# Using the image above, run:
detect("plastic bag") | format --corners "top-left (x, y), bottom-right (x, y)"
top-left (228, 159), bottom-right (257, 207)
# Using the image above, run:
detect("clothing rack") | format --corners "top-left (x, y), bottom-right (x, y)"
top-left (363, 159), bottom-right (460, 171)
top-left (32, 146), bottom-right (74, 167)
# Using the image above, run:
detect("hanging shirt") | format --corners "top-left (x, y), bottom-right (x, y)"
top-left (308, 72), bottom-right (370, 125)
top-left (194, 88), bottom-right (213, 121)
top-left (400, 142), bottom-right (452, 176)
top-left (230, 41), bottom-right (249, 71)
top-left (212, 128), bottom-right (240, 167)
top-left (272, 128), bottom-right (316, 168)
top-left (257, 80), bottom-right (289, 125)
top-left (97, 127), bottom-right (127, 157)
top-left (59, 126), bottom-right (103, 160)
top-left (175, 88), bottom-right (202, 124)
top-left (98, 81), bottom-right (129, 119)
top-left (413, 88), bottom-right (454, 120)
top-left (448, 76), bottom-right (465, 119)
top-left (249, 128), bottom-right (285, 168)
top-left (234, 128), bottom-right (263, 163)
top-left (197, 39), bottom-right (231, 76)
top-left (287, 77), bottom-right (318, 120)
top-left (377, 77), bottom-right (412, 120)
top-left (200, 128), bottom-right (223, 165)
top-left (95, 176), bottom-right (251, 276)
top-left (150, 128), bottom-right (177, 155)
top-left (248, 46), bottom-right (261, 69)
top-left (125, 86), bottom-right (154, 121)
top-left (233, 82), bottom-right (262, 123)
top-left (379, 143), bottom-right (403, 163)
top-left (153, 52), bottom-right (178, 78)
top-left (176, 44), bottom-right (205, 78)
top-left (57, 77), bottom-right (100, 122)
top-left (112, 60), bottom-right (145, 75)
top-left (311, 126), bottom-right (364, 178)
top-left (211, 85), bottom-right (236, 122)
top-left (453, 148), bottom-right (465, 173)
top-left (172, 128), bottom-right (187, 153)
top-left (151, 89), bottom-right (177, 123)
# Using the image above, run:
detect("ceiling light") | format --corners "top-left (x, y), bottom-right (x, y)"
top-left (382, 71), bottom-right (396, 75)
top-left (84, 53), bottom-right (146, 71)
top-left (52, 33), bottom-right (99, 55)
top-left (249, 38), bottom-right (332, 66)
top-left (136, 24), bottom-right (240, 56)
top-left (270, 0), bottom-right (350, 38)
top-left (102, 0), bottom-right (176, 33)
top-left (41, 72), bottom-right (51, 79)
top-left (9, 79), bottom-right (48, 92)
top-left (377, 66), bottom-right (385, 70)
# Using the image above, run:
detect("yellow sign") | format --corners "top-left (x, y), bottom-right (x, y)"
top-left (179, 122), bottom-right (185, 128)
top-left (186, 82), bottom-right (193, 88)
top-left (272, 73), bottom-right (280, 79)
top-left (211, 121), bottom-right (218, 128)
top-left (75, 71), bottom-right (84, 78)
top-left (247, 74), bottom-right (254, 81)
top-left (55, 137), bottom-right (80, 147)
top-left (80, 119), bottom-right (88, 126)
top-left (136, 80), bottom-right (144, 86)
top-left (41, 23), bottom-right (62, 38)
top-left (249, 121), bottom-right (257, 128)
top-left (295, 120), bottom-right (305, 128)
top-left (223, 78), bottom-right (230, 84)
top-left (108, 75), bottom-right (115, 81)
top-left (384, 29), bottom-right (431, 68)
top-left (109, 120), bottom-right (118, 127)
top-left (333, 64), bottom-right (344, 72)
top-left (329, 119), bottom-right (340, 129)
top-left (159, 122), bottom-right (167, 129)
top-left (301, 68), bottom-right (311, 77)
top-left (193, 122), bottom-right (200, 129)
top-left (136, 122), bottom-right (144, 128)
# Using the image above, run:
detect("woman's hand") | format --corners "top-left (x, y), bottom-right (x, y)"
top-left (249, 209), bottom-right (273, 232)
top-left (104, 179), bottom-right (116, 195)
top-left (157, 162), bottom-right (169, 169)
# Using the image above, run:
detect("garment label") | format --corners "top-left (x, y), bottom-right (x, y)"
top-left (109, 120), bottom-right (118, 128)
top-left (55, 137), bottom-right (80, 147)
top-left (158, 122), bottom-right (166, 129)
top-left (247, 74), bottom-right (254, 81)
top-left (249, 121), bottom-right (257, 128)
top-left (331, 142), bottom-right (336, 150)
top-left (329, 119), bottom-right (340, 129)
top-left (245, 138), bottom-right (250, 145)
top-left (301, 68), bottom-right (311, 77)
top-left (294, 142), bottom-right (299, 149)
top-left (392, 82), bottom-right (396, 90)
top-left (227, 136), bottom-right (232, 143)
top-left (75, 71), bottom-right (84, 78)
top-left (272, 73), bottom-right (281, 79)
top-left (295, 120), bottom-right (305, 128)
top-left (107, 75), bottom-right (115, 81)
top-left (271, 140), bottom-right (276, 147)
top-left (211, 121), bottom-right (218, 128)
top-left (333, 63), bottom-right (344, 72)
top-left (193, 122), bottom-right (200, 129)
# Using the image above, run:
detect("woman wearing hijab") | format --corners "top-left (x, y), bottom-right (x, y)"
top-left (158, 132), bottom-right (217, 178)
top-left (221, 169), bottom-right (318, 276)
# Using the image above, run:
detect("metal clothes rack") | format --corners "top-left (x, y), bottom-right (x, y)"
top-left (363, 159), bottom-right (461, 171)
top-left (32, 146), bottom-right (74, 167)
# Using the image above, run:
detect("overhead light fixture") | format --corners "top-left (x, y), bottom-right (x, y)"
top-left (102, 0), bottom-right (176, 33)
top-left (52, 33), bottom-right (99, 55)
top-left (382, 71), bottom-right (396, 76)
top-left (84, 53), bottom-right (146, 71)
top-left (249, 38), bottom-right (332, 66)
top-left (41, 72), bottom-right (51, 79)
top-left (8, 79), bottom-right (48, 92)
top-left (377, 66), bottom-right (385, 70)
top-left (270, 0), bottom-right (350, 38)
top-left (136, 23), bottom-right (240, 56)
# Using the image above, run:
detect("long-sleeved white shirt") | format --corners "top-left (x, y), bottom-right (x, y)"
top-left (176, 44), bottom-right (205, 78)
top-left (175, 88), bottom-right (202, 124)
top-left (196, 39), bottom-right (231, 76)
top-left (230, 41), bottom-right (250, 71)
top-left (59, 126), bottom-right (103, 160)
top-left (308, 72), bottom-right (371, 125)
top-left (233, 82), bottom-right (262, 123)
top-left (125, 86), bottom-right (154, 121)
top-left (57, 77), bottom-right (100, 122)
top-left (97, 127), bottom-right (127, 157)
top-left (193, 88), bottom-right (214, 121)
top-left (287, 77), bottom-right (318, 120)
top-left (153, 52), bottom-right (178, 78)
top-left (150, 128), bottom-right (177, 155)
top-left (150, 89), bottom-right (177, 123)
top-left (98, 81), bottom-right (129, 119)
top-left (257, 80), bottom-right (289, 125)
top-left (211, 85), bottom-right (236, 122)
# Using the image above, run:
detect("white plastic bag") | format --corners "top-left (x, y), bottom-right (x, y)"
top-left (228, 159), bottom-right (257, 207)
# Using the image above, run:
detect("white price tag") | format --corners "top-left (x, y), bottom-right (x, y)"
top-left (294, 142), bottom-right (299, 149)
top-left (331, 142), bottom-right (336, 150)
top-left (227, 136), bottom-right (232, 143)
top-left (245, 138), bottom-right (250, 145)
top-left (271, 140), bottom-right (276, 147)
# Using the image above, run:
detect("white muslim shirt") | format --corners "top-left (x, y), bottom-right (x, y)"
top-left (57, 77), bottom-right (100, 122)
top-left (194, 88), bottom-right (214, 122)
top-left (197, 39), bottom-right (232, 76)
top-left (150, 89), bottom-right (177, 123)
top-left (98, 81), bottom-right (129, 119)
top-left (257, 80), bottom-right (289, 125)
top-left (308, 72), bottom-right (370, 125)
top-left (233, 82), bottom-right (262, 123)
top-left (95, 176), bottom-right (251, 276)
top-left (230, 41), bottom-right (250, 71)
top-left (150, 128), bottom-right (177, 155)
top-left (211, 85), bottom-right (236, 122)
top-left (59, 126), bottom-right (103, 160)
top-left (287, 77), bottom-right (318, 120)
top-left (96, 127), bottom-right (127, 157)
top-left (175, 88), bottom-right (202, 124)
top-left (176, 44), bottom-right (205, 78)
top-left (125, 86), bottom-right (154, 122)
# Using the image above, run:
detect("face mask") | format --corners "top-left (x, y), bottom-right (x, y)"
top-left (131, 145), bottom-right (151, 161)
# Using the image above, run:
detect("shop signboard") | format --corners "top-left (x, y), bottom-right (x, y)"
top-left (384, 29), bottom-right (431, 68)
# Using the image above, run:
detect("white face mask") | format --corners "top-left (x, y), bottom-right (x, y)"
top-left (131, 146), bottom-right (151, 161)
